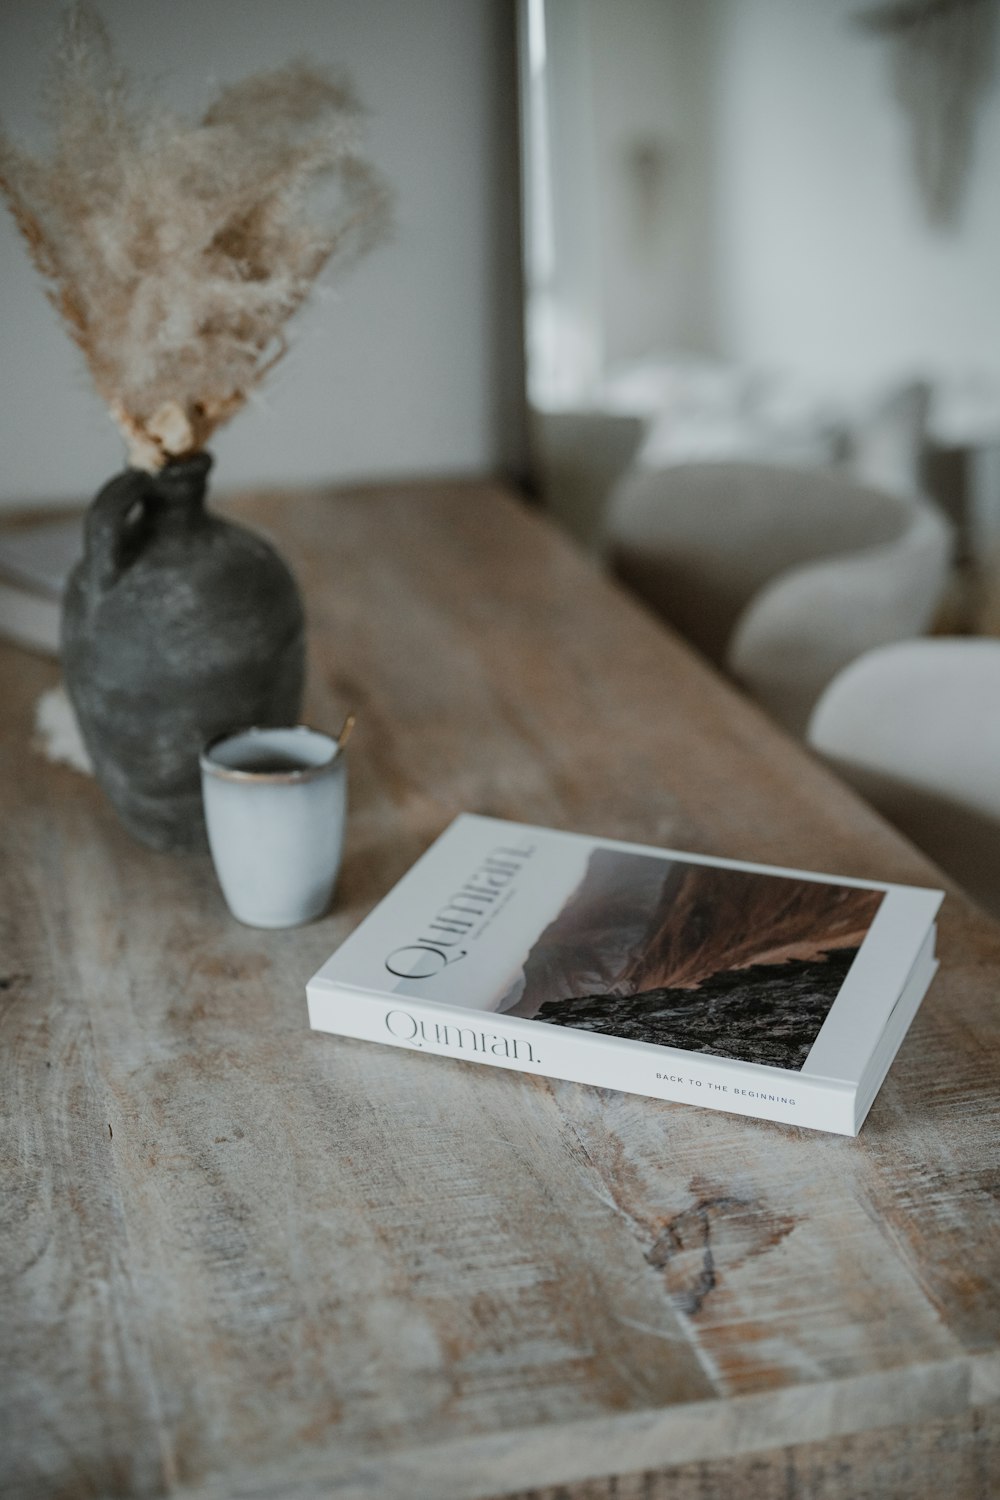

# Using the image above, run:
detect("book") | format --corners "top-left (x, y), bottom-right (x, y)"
top-left (306, 815), bottom-right (943, 1135)
top-left (0, 515), bottom-right (83, 657)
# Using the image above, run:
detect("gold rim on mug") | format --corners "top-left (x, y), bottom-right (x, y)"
top-left (200, 719), bottom-right (352, 786)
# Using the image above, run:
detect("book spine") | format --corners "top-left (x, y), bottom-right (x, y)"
top-left (307, 982), bottom-right (857, 1135)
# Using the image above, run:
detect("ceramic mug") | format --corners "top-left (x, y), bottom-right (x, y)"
top-left (200, 725), bottom-right (347, 928)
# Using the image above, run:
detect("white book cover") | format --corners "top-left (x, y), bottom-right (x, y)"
top-left (307, 815), bottom-right (943, 1135)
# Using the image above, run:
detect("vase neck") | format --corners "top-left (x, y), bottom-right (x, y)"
top-left (144, 453), bottom-right (213, 530)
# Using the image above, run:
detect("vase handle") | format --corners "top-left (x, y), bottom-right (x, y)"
top-left (84, 468), bottom-right (154, 591)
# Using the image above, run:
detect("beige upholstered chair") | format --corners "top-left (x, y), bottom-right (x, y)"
top-left (605, 461), bottom-right (952, 735)
top-left (808, 639), bottom-right (1000, 919)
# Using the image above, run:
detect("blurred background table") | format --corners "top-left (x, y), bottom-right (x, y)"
top-left (2, 482), bottom-right (998, 1500)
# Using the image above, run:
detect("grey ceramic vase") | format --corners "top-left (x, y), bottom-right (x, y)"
top-left (61, 453), bottom-right (305, 851)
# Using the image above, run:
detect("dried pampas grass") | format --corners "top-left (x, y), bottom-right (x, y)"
top-left (0, 3), bottom-right (390, 470)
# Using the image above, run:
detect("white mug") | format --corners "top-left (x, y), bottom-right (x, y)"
top-left (200, 725), bottom-right (347, 928)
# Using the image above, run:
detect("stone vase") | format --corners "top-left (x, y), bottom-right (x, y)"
top-left (61, 452), bottom-right (305, 851)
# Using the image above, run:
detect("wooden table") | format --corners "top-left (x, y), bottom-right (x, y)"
top-left (3, 482), bottom-right (998, 1500)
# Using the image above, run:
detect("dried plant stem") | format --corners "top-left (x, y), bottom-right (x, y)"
top-left (0, 3), bottom-right (390, 470)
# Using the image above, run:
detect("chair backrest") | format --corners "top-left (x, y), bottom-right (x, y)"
top-left (605, 461), bottom-right (911, 664)
top-left (727, 500), bottom-right (953, 735)
top-left (808, 639), bottom-right (1000, 917)
top-left (810, 638), bottom-right (1000, 817)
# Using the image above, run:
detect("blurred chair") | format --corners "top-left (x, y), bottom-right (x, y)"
top-left (605, 461), bottom-right (952, 735)
top-left (532, 408), bottom-right (647, 551)
top-left (808, 639), bottom-right (1000, 919)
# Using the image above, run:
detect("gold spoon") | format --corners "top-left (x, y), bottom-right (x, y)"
top-left (336, 712), bottom-right (356, 752)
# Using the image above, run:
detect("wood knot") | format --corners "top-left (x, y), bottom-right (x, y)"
top-left (646, 1182), bottom-right (797, 1316)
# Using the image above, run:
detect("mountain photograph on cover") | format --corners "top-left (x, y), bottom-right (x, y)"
top-left (502, 849), bottom-right (884, 1069)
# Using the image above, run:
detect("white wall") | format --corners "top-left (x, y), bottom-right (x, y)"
top-left (0, 0), bottom-right (525, 505)
top-left (520, 0), bottom-right (606, 401)
top-left (713, 0), bottom-right (1000, 392)
top-left (522, 0), bottom-right (717, 404)
top-left (587, 0), bottom-right (716, 367)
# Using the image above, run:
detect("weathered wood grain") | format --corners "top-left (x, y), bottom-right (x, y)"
top-left (1, 481), bottom-right (997, 1499)
top-left (493, 1400), bottom-right (1000, 1500)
